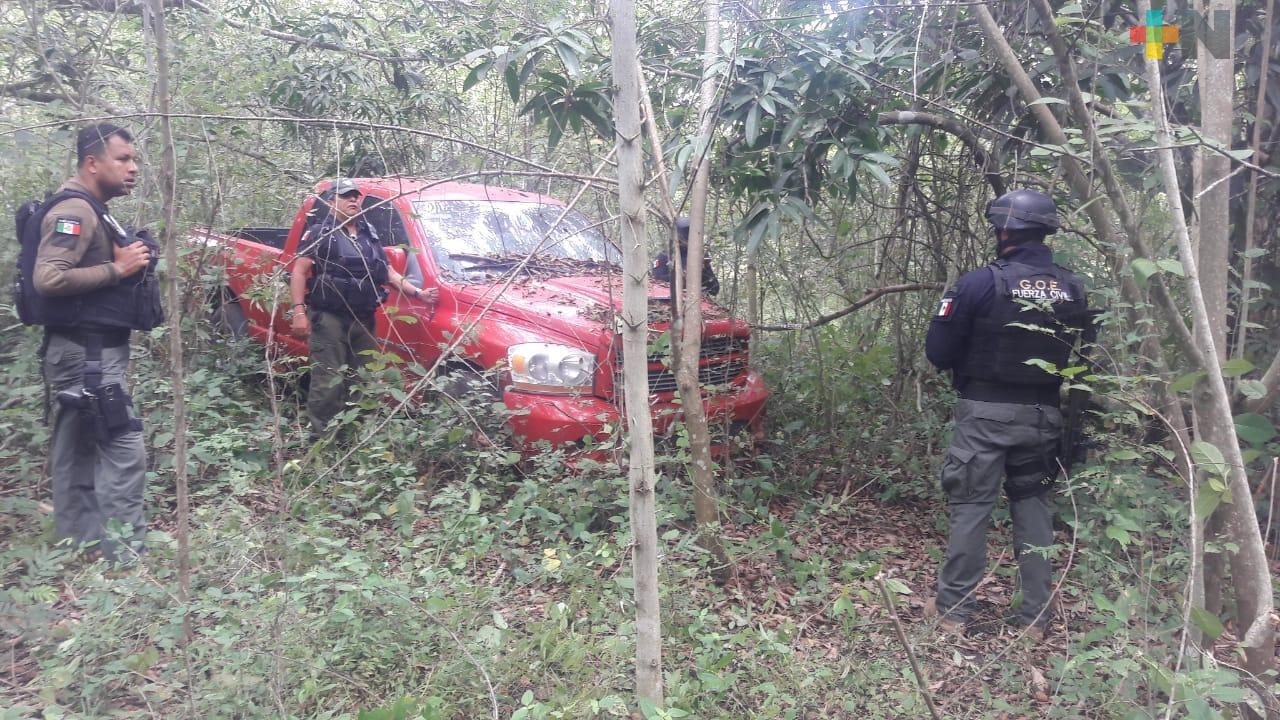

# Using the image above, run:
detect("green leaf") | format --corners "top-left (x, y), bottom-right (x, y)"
top-left (1234, 413), bottom-right (1277, 445)
top-left (745, 103), bottom-right (761, 144)
top-left (885, 578), bottom-right (911, 595)
top-left (555, 41), bottom-right (581, 78)
top-left (1131, 257), bottom-right (1158, 286)
top-left (1222, 358), bottom-right (1255, 377)
top-left (832, 593), bottom-right (856, 617)
top-left (1207, 685), bottom-right (1249, 703)
top-left (864, 151), bottom-right (901, 168)
top-left (1024, 358), bottom-right (1059, 373)
top-left (863, 160), bottom-right (893, 187)
top-left (1194, 482), bottom-right (1223, 520)
top-left (1027, 96), bottom-right (1067, 106)
top-left (1190, 607), bottom-right (1226, 641)
top-left (1190, 441), bottom-right (1227, 477)
top-left (1105, 525), bottom-right (1131, 545)
top-left (1238, 379), bottom-right (1267, 400)
top-left (462, 60), bottom-right (491, 92)
top-left (1184, 698), bottom-right (1214, 720)
top-left (504, 65), bottom-right (521, 102)
top-left (1156, 258), bottom-right (1185, 276)
top-left (1170, 372), bottom-right (1206, 393)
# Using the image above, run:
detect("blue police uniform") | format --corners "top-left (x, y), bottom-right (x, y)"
top-left (926, 241), bottom-right (1088, 633)
top-left (653, 250), bottom-right (719, 297)
top-left (300, 216), bottom-right (390, 433)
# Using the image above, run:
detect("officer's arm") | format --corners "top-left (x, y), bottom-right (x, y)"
top-left (703, 258), bottom-right (720, 297)
top-left (652, 254), bottom-right (671, 283)
top-left (925, 273), bottom-right (983, 371)
top-left (289, 256), bottom-right (313, 309)
top-left (386, 267), bottom-right (436, 303)
top-left (33, 200), bottom-right (118, 297)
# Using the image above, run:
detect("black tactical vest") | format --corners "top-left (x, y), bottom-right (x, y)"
top-left (15, 189), bottom-right (164, 332)
top-left (957, 259), bottom-right (1088, 386)
top-left (304, 220), bottom-right (389, 316)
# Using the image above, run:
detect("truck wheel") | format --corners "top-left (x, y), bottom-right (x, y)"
top-left (439, 366), bottom-right (499, 402)
top-left (210, 287), bottom-right (248, 340)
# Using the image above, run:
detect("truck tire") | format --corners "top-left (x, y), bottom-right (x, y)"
top-left (439, 365), bottom-right (499, 402)
top-left (210, 287), bottom-right (248, 340)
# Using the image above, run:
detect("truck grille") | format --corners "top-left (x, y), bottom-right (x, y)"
top-left (647, 334), bottom-right (747, 362)
top-left (620, 334), bottom-right (749, 394)
top-left (646, 357), bottom-right (748, 393)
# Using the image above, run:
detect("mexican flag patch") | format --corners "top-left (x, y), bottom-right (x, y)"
top-left (54, 218), bottom-right (82, 236)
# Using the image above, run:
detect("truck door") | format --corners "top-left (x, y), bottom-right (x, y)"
top-left (361, 194), bottom-right (439, 368)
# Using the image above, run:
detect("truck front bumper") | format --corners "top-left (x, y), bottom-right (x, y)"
top-left (505, 369), bottom-right (769, 450)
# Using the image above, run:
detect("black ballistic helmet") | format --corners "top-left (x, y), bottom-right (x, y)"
top-left (675, 216), bottom-right (691, 239)
top-left (985, 189), bottom-right (1059, 233)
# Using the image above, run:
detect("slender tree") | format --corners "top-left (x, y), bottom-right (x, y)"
top-left (676, 0), bottom-right (733, 582)
top-left (610, 0), bottom-right (663, 704)
top-left (1144, 0), bottom-right (1275, 675)
top-left (146, 0), bottom-right (190, 633)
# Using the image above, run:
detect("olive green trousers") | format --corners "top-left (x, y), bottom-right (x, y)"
top-left (306, 309), bottom-right (379, 433)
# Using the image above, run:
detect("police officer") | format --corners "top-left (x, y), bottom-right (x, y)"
top-left (288, 179), bottom-right (437, 435)
top-left (924, 189), bottom-right (1088, 641)
top-left (27, 123), bottom-right (162, 564)
top-left (653, 216), bottom-right (720, 297)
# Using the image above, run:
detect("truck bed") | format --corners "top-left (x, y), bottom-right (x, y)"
top-left (227, 227), bottom-right (290, 250)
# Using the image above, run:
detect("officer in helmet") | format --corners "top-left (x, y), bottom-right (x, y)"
top-left (923, 189), bottom-right (1089, 641)
top-left (652, 217), bottom-right (720, 297)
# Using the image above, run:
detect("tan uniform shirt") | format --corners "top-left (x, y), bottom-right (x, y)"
top-left (34, 178), bottom-right (120, 297)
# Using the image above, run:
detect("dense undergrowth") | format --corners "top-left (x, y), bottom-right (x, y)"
top-left (1, 311), bottom-right (1276, 719)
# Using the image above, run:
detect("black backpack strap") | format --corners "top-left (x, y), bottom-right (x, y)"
top-left (988, 260), bottom-right (1011, 296)
top-left (44, 188), bottom-right (107, 218)
top-left (30, 189), bottom-right (112, 240)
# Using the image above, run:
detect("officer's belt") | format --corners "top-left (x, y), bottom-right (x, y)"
top-left (47, 326), bottom-right (130, 392)
top-left (46, 326), bottom-right (131, 349)
top-left (961, 380), bottom-right (1060, 407)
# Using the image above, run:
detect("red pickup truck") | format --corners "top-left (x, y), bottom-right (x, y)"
top-left (205, 177), bottom-right (768, 450)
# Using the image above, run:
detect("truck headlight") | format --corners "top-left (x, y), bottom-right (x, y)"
top-left (507, 343), bottom-right (596, 393)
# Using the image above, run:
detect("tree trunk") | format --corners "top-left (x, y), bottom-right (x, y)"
top-left (1145, 17), bottom-right (1276, 675)
top-left (1193, 0), bottom-right (1240, 627)
top-left (147, 0), bottom-right (190, 639)
top-left (609, 0), bottom-right (663, 704)
top-left (1236, 0), bottom-right (1275, 361)
top-left (677, 0), bottom-right (733, 583)
top-left (1197, 0), bottom-right (1233, 361)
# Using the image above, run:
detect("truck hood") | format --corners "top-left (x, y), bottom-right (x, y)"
top-left (454, 275), bottom-right (734, 342)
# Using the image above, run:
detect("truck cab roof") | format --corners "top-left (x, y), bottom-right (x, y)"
top-left (319, 177), bottom-right (559, 205)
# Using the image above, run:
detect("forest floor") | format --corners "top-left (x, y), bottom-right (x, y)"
top-left (0, 341), bottom-right (1269, 719)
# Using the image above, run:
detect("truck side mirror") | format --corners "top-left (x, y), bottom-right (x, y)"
top-left (384, 246), bottom-right (408, 276)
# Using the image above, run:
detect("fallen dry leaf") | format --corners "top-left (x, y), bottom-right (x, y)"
top-left (1029, 665), bottom-right (1050, 703)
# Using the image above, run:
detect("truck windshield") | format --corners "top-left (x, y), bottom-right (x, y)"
top-left (412, 200), bottom-right (622, 277)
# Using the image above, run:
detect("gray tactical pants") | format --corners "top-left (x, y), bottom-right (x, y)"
top-left (936, 399), bottom-right (1061, 628)
top-left (307, 309), bottom-right (379, 433)
top-left (44, 333), bottom-right (147, 562)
